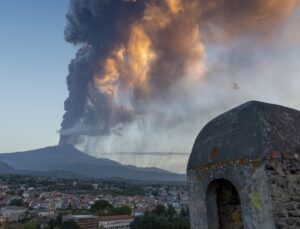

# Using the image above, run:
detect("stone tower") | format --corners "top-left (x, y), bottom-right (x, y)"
top-left (187, 101), bottom-right (300, 229)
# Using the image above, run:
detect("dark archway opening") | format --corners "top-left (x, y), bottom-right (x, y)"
top-left (206, 179), bottom-right (243, 229)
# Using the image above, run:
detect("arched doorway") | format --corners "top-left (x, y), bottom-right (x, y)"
top-left (206, 179), bottom-right (243, 229)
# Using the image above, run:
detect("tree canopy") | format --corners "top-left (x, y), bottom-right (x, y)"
top-left (131, 205), bottom-right (190, 229)
top-left (91, 200), bottom-right (131, 216)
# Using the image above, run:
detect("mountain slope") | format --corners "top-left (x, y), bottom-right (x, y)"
top-left (0, 145), bottom-right (185, 181)
top-left (0, 144), bottom-right (119, 171)
top-left (0, 160), bottom-right (14, 173)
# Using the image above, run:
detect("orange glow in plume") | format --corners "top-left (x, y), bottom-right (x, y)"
top-left (94, 0), bottom-right (203, 100)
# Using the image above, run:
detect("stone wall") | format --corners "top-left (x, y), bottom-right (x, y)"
top-left (188, 159), bottom-right (276, 229)
top-left (265, 152), bottom-right (300, 228)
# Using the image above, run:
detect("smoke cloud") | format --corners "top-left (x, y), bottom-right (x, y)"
top-left (60, 0), bottom-right (205, 142)
top-left (200, 0), bottom-right (299, 41)
top-left (60, 0), bottom-right (300, 172)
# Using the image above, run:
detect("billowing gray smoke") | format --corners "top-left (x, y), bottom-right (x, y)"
top-left (60, 0), bottom-right (206, 144)
top-left (60, 0), bottom-right (147, 143)
top-left (60, 0), bottom-right (300, 163)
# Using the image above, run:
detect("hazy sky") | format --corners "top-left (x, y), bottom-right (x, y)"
top-left (0, 0), bottom-right (75, 152)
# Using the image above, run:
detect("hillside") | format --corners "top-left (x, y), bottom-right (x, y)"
top-left (0, 145), bottom-right (186, 182)
top-left (0, 160), bottom-right (14, 172)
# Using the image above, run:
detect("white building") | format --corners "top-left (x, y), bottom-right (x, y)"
top-left (37, 210), bottom-right (55, 218)
top-left (98, 215), bottom-right (134, 229)
top-left (1, 206), bottom-right (27, 222)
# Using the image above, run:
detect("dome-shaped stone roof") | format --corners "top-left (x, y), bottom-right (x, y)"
top-left (187, 101), bottom-right (300, 170)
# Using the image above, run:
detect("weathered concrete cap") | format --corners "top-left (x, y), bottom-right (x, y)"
top-left (187, 101), bottom-right (300, 170)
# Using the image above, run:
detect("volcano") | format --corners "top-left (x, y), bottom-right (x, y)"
top-left (0, 144), bottom-right (185, 182)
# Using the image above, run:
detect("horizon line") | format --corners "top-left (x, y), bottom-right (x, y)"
top-left (95, 152), bottom-right (189, 156)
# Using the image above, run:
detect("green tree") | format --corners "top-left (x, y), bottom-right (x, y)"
top-left (91, 200), bottom-right (131, 216)
top-left (130, 205), bottom-right (190, 229)
top-left (47, 213), bottom-right (63, 229)
top-left (61, 220), bottom-right (79, 229)
top-left (112, 206), bottom-right (132, 215)
top-left (9, 198), bottom-right (23, 206)
top-left (91, 200), bottom-right (112, 212)
top-left (24, 220), bottom-right (39, 229)
top-left (153, 205), bottom-right (166, 216)
top-left (180, 207), bottom-right (189, 217)
top-left (131, 213), bottom-right (170, 229)
top-left (166, 205), bottom-right (176, 220)
top-left (172, 217), bottom-right (190, 229)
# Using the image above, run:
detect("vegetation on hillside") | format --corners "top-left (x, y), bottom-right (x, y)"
top-left (130, 204), bottom-right (190, 229)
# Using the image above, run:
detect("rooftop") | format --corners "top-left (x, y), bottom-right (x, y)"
top-left (187, 101), bottom-right (300, 170)
top-left (64, 215), bottom-right (99, 220)
top-left (99, 215), bottom-right (133, 221)
top-left (2, 206), bottom-right (28, 211)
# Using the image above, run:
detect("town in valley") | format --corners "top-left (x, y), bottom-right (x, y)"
top-left (0, 174), bottom-right (189, 228)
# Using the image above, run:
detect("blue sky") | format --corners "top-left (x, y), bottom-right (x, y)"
top-left (0, 0), bottom-right (76, 152)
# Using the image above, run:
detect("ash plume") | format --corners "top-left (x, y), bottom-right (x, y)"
top-left (200, 0), bottom-right (299, 41)
top-left (60, 0), bottom-right (300, 172)
top-left (60, 0), bottom-right (205, 143)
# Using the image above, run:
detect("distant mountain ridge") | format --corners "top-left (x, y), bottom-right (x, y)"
top-left (0, 145), bottom-right (186, 182)
top-left (0, 160), bottom-right (14, 172)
